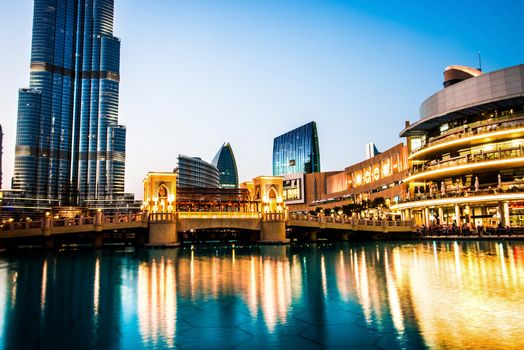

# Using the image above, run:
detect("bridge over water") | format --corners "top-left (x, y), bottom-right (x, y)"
top-left (0, 211), bottom-right (414, 249)
top-left (0, 173), bottom-right (415, 250)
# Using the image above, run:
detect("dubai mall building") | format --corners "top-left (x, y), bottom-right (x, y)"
top-left (393, 64), bottom-right (524, 228)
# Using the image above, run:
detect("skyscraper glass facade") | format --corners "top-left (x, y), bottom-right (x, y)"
top-left (13, 0), bottom-right (126, 205)
top-left (177, 155), bottom-right (220, 189)
top-left (212, 143), bottom-right (239, 189)
top-left (273, 121), bottom-right (320, 176)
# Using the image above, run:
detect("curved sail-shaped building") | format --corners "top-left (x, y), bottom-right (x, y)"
top-left (212, 143), bottom-right (239, 189)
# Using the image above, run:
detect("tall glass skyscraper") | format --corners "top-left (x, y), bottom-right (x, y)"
top-left (273, 121), bottom-right (321, 176)
top-left (13, 0), bottom-right (126, 205)
top-left (212, 143), bottom-right (239, 189)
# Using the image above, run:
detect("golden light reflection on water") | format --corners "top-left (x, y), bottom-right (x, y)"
top-left (137, 258), bottom-right (177, 348)
top-left (40, 259), bottom-right (47, 313)
top-left (320, 255), bottom-right (327, 297)
top-left (336, 250), bottom-right (350, 302)
top-left (129, 242), bottom-right (524, 349)
top-left (93, 257), bottom-right (100, 317)
top-left (343, 242), bottom-right (524, 349)
top-left (384, 250), bottom-right (404, 334)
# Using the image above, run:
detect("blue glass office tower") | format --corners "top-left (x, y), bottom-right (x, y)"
top-left (212, 143), bottom-right (239, 189)
top-left (13, 0), bottom-right (126, 205)
top-left (273, 121), bottom-right (320, 176)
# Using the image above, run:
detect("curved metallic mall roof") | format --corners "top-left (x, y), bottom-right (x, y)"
top-left (444, 65), bottom-right (483, 77)
top-left (401, 64), bottom-right (524, 137)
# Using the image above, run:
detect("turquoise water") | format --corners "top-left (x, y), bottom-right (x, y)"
top-left (0, 241), bottom-right (523, 349)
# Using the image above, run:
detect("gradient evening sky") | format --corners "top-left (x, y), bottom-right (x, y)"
top-left (1, 0), bottom-right (524, 198)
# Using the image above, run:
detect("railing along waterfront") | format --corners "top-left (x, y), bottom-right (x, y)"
top-left (289, 213), bottom-right (412, 228)
top-left (417, 225), bottom-right (524, 238)
top-left (411, 113), bottom-right (524, 155)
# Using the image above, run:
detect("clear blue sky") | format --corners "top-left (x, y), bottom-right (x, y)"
top-left (1, 0), bottom-right (523, 198)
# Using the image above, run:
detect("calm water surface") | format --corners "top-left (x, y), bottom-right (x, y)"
top-left (0, 241), bottom-right (523, 349)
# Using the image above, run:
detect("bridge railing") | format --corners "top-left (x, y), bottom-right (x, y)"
top-left (104, 213), bottom-right (143, 223)
top-left (289, 213), bottom-right (412, 228)
top-left (2, 212), bottom-right (146, 233)
top-left (1, 220), bottom-right (44, 231)
top-left (263, 212), bottom-right (286, 221)
top-left (149, 212), bottom-right (176, 221)
top-left (289, 213), bottom-right (320, 222)
top-left (289, 213), bottom-right (352, 224)
top-left (178, 212), bottom-right (261, 219)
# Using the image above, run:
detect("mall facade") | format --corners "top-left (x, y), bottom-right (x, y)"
top-left (284, 143), bottom-right (408, 214)
top-left (393, 64), bottom-right (524, 228)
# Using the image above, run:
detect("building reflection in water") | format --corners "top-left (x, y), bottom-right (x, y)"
top-left (0, 242), bottom-right (522, 349)
top-left (40, 259), bottom-right (47, 313)
top-left (409, 242), bottom-right (523, 349)
top-left (342, 242), bottom-right (524, 349)
top-left (0, 252), bottom-right (122, 349)
top-left (94, 257), bottom-right (100, 317)
top-left (137, 256), bottom-right (177, 348)
top-left (131, 246), bottom-right (301, 338)
top-left (383, 250), bottom-right (404, 334)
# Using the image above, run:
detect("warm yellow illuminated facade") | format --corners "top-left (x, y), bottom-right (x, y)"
top-left (286, 144), bottom-right (408, 212)
top-left (249, 176), bottom-right (285, 214)
top-left (143, 172), bottom-right (177, 214)
top-left (142, 173), bottom-right (288, 243)
top-left (395, 64), bottom-right (524, 228)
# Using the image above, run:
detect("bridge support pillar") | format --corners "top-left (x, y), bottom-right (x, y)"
top-left (148, 214), bottom-right (179, 247)
top-left (260, 213), bottom-right (288, 244)
top-left (93, 232), bottom-right (104, 248)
